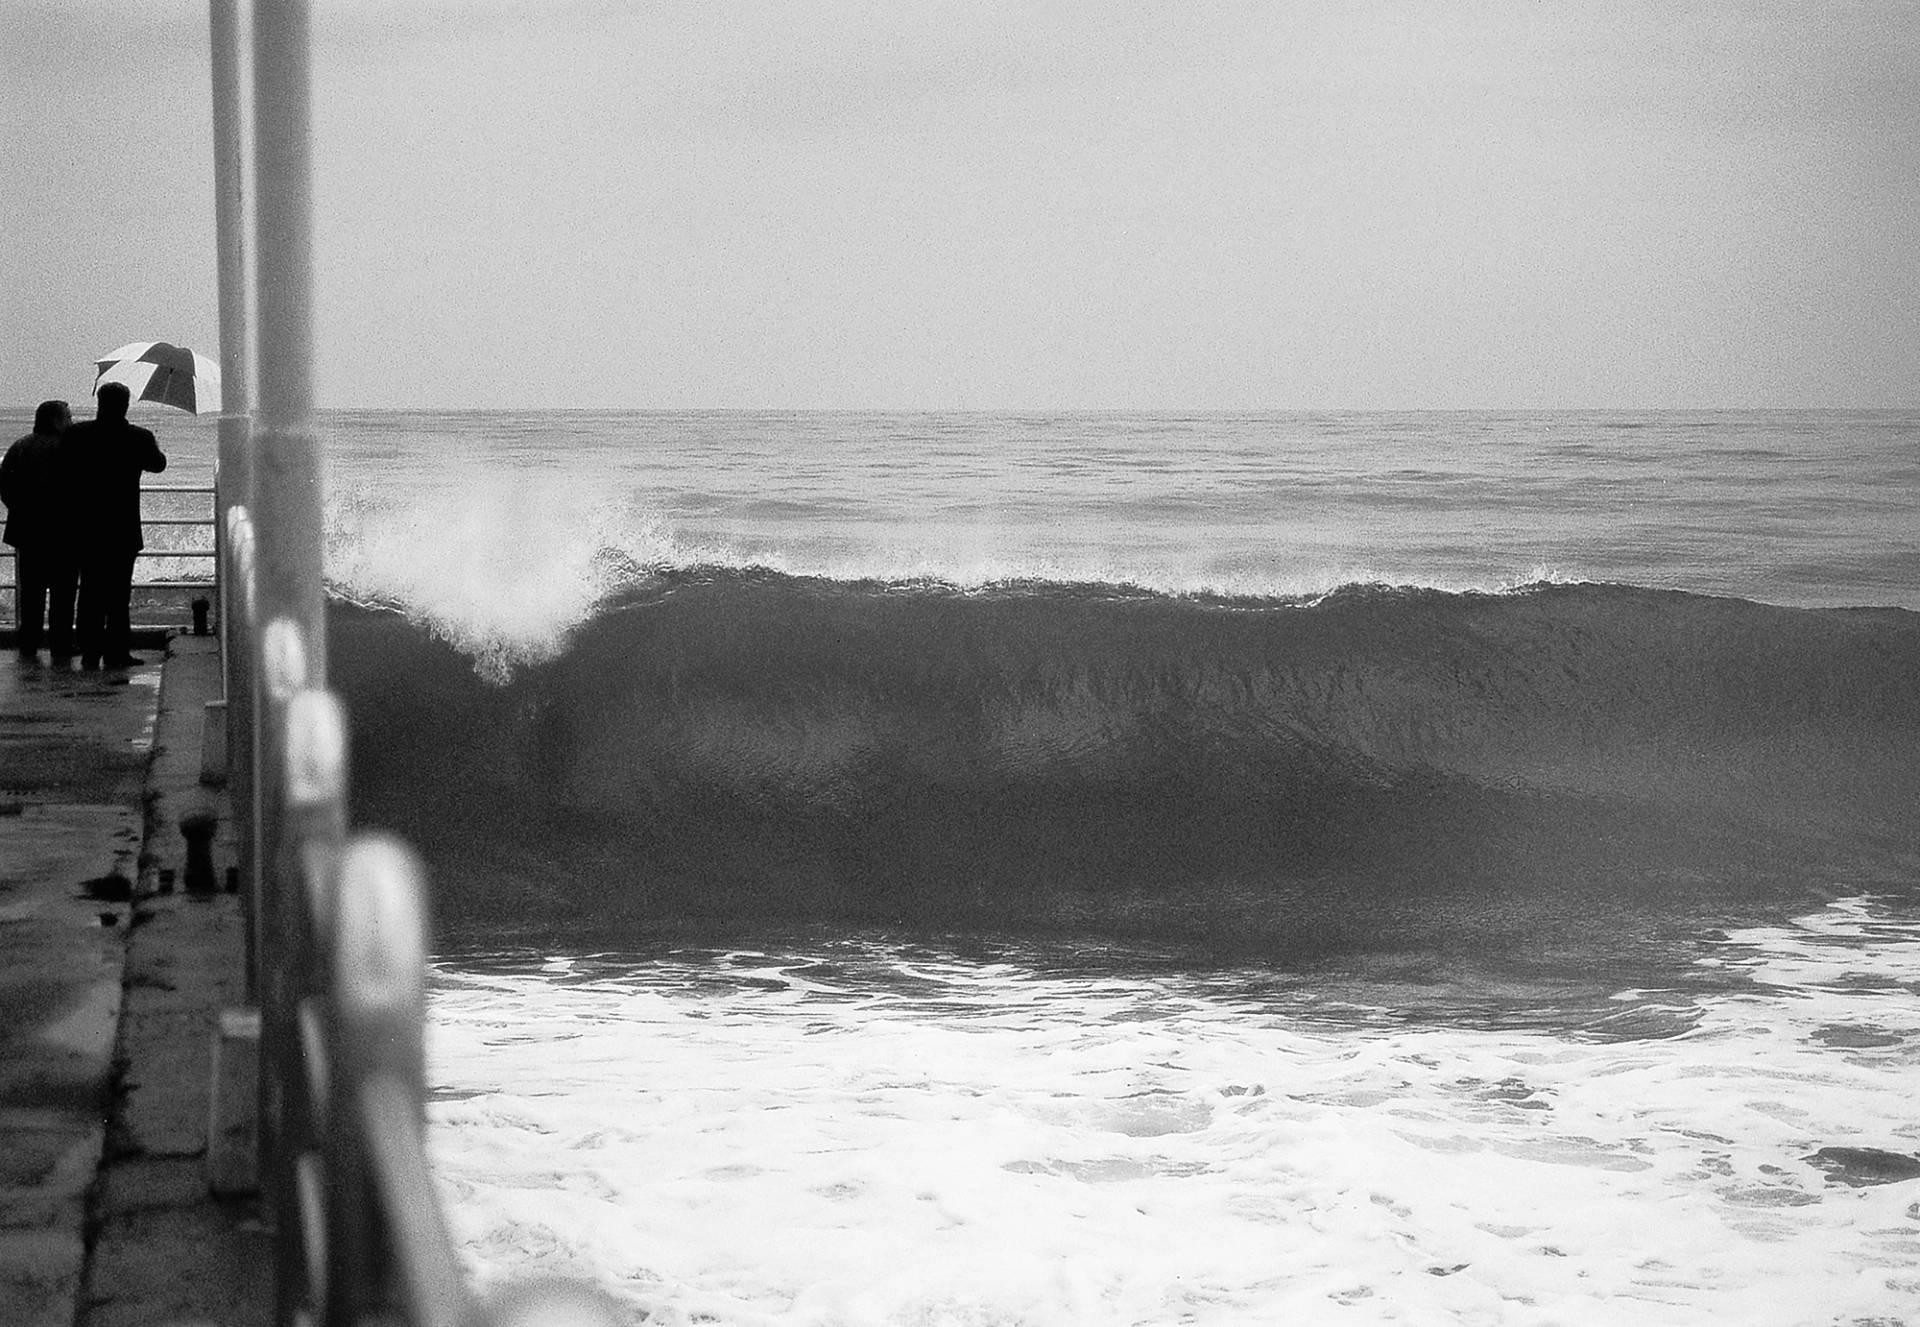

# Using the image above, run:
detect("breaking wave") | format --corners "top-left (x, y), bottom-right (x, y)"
top-left (329, 572), bottom-right (1920, 961)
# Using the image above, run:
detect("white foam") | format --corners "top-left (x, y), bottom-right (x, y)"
top-left (303, 408), bottom-right (1626, 678)
top-left (324, 467), bottom-right (1582, 680)
top-left (326, 477), bottom-right (722, 680)
top-left (424, 899), bottom-right (1920, 1325)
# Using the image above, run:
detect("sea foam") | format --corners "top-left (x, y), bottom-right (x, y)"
top-left (425, 897), bottom-right (1920, 1325)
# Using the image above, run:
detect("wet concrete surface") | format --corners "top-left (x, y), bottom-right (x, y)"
top-left (0, 637), bottom-right (265, 1326)
top-left (0, 647), bottom-right (158, 1327)
top-left (80, 636), bottom-right (267, 1327)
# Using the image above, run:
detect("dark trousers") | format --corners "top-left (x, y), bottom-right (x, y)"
top-left (12, 546), bottom-right (79, 658)
top-left (77, 551), bottom-right (138, 664)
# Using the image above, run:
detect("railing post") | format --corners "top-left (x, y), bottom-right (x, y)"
top-left (225, 509), bottom-right (261, 997)
top-left (282, 689), bottom-right (348, 1326)
top-left (233, 5), bottom-right (624, 1323)
top-left (334, 837), bottom-right (468, 1327)
top-left (209, 0), bottom-right (250, 625)
top-left (252, 0), bottom-right (319, 641)
top-left (209, 0), bottom-right (255, 920)
top-left (252, 3), bottom-right (323, 1322)
top-left (258, 620), bottom-right (321, 1321)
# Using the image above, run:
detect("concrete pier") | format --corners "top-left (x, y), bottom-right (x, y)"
top-left (0, 638), bottom-right (267, 1326)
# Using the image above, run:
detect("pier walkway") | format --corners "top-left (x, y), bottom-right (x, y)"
top-left (1, 636), bottom-right (265, 1326)
top-left (3, 5), bottom-right (620, 1318)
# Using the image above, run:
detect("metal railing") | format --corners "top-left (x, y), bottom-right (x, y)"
top-left (219, 588), bottom-right (619, 1325)
top-left (214, 3), bottom-right (621, 1324)
top-left (221, 612), bottom-right (627, 1327)
top-left (0, 483), bottom-right (218, 627)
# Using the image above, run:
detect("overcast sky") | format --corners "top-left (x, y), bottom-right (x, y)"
top-left (5, 1), bottom-right (1918, 410)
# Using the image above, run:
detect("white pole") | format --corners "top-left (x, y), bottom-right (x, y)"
top-left (210, 0), bottom-right (251, 610)
top-left (251, 5), bottom-right (323, 1321)
top-left (209, 0), bottom-right (259, 995)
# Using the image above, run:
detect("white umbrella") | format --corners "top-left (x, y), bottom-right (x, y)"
top-left (93, 340), bottom-right (223, 414)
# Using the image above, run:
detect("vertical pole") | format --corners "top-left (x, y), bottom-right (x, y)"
top-left (253, 0), bottom-right (318, 562)
top-left (209, 0), bottom-right (260, 998)
top-left (253, 2), bottom-right (325, 1321)
top-left (210, 0), bottom-right (251, 643)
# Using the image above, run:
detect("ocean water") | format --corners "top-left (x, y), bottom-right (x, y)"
top-left (95, 409), bottom-right (1920, 1321)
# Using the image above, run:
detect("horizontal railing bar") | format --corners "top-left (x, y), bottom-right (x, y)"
top-left (146, 484), bottom-right (218, 494)
top-left (0, 553), bottom-right (214, 564)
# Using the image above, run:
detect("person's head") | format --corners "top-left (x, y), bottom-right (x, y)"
top-left (33, 399), bottom-right (71, 435)
top-left (95, 381), bottom-right (131, 422)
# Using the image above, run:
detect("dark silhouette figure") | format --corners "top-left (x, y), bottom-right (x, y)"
top-left (65, 382), bottom-right (166, 669)
top-left (1, 399), bottom-right (78, 661)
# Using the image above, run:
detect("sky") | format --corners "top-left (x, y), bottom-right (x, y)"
top-left (4, 1), bottom-right (1918, 411)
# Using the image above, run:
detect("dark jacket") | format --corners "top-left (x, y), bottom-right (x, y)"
top-left (62, 418), bottom-right (166, 554)
top-left (0, 429), bottom-right (73, 550)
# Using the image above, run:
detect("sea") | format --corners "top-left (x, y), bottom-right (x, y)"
top-left (92, 408), bottom-right (1920, 1322)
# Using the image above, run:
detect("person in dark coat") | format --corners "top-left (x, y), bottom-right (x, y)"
top-left (65, 382), bottom-right (166, 669)
top-left (1, 399), bottom-right (78, 662)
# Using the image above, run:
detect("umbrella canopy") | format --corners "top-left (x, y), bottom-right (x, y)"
top-left (93, 341), bottom-right (223, 414)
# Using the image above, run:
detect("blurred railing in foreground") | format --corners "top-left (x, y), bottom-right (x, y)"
top-left (214, 2), bottom-right (622, 1324)
top-left (220, 572), bottom-right (624, 1327)
top-left (223, 517), bottom-right (625, 1326)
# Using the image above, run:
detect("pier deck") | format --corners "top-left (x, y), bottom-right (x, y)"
top-left (0, 638), bottom-right (265, 1326)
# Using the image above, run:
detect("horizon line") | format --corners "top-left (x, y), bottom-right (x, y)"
top-left (9, 402), bottom-right (1919, 418)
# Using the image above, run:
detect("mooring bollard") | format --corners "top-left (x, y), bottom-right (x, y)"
top-left (181, 808), bottom-right (220, 895)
